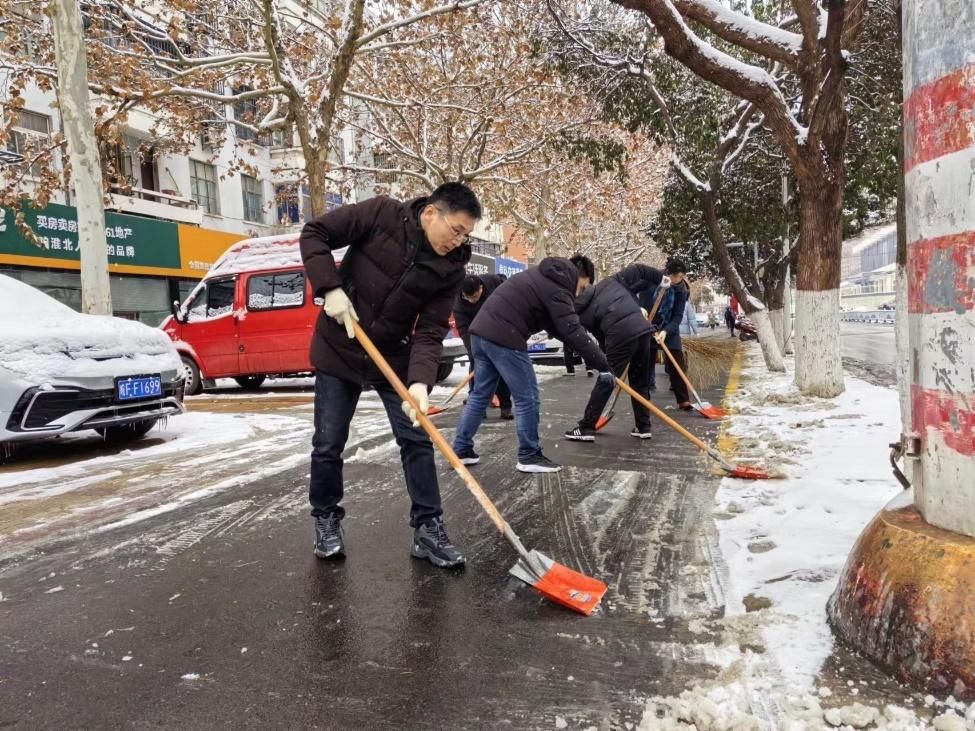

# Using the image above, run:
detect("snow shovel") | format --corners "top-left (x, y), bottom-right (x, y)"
top-left (594, 364), bottom-right (629, 431)
top-left (658, 341), bottom-right (727, 419)
top-left (616, 377), bottom-right (770, 480)
top-left (595, 279), bottom-right (670, 432)
top-left (353, 322), bottom-right (607, 615)
top-left (428, 371), bottom-right (475, 416)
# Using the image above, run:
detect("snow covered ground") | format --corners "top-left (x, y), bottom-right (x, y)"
top-left (639, 350), bottom-right (975, 729)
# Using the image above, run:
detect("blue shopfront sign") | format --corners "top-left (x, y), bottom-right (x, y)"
top-left (496, 257), bottom-right (527, 278)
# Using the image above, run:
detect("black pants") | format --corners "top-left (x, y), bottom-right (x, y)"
top-left (579, 333), bottom-right (652, 430)
top-left (467, 359), bottom-right (512, 409)
top-left (309, 370), bottom-right (441, 527)
top-left (651, 344), bottom-right (690, 404)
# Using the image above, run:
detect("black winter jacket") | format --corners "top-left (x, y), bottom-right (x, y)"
top-left (300, 195), bottom-right (471, 387)
top-left (452, 273), bottom-right (506, 355)
top-left (470, 257), bottom-right (610, 372)
top-left (575, 263), bottom-right (665, 348)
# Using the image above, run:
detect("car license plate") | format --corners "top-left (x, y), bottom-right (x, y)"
top-left (528, 342), bottom-right (547, 352)
top-left (117, 375), bottom-right (162, 401)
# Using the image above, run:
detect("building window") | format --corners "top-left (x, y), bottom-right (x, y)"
top-left (5, 109), bottom-right (51, 176)
top-left (190, 159), bottom-right (220, 215)
top-left (241, 174), bottom-right (264, 223)
top-left (233, 88), bottom-right (257, 141)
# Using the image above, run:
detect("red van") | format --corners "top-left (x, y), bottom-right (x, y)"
top-left (161, 234), bottom-right (466, 394)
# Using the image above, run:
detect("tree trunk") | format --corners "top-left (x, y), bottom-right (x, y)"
top-left (793, 183), bottom-right (845, 396)
top-left (51, 0), bottom-right (112, 315)
top-left (305, 147), bottom-right (331, 220)
top-left (701, 191), bottom-right (785, 372)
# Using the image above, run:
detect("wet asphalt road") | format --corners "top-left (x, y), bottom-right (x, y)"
top-left (0, 356), bottom-right (915, 728)
top-left (0, 367), bottom-right (734, 729)
top-left (840, 323), bottom-right (896, 388)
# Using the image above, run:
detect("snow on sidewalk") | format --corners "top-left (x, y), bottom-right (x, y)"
top-left (639, 349), bottom-right (974, 729)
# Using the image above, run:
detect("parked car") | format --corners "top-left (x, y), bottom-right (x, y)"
top-left (0, 274), bottom-right (185, 454)
top-left (162, 234), bottom-right (467, 394)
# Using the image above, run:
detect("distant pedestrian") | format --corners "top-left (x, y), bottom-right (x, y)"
top-left (724, 305), bottom-right (736, 336)
top-left (452, 257), bottom-right (610, 473)
top-left (453, 273), bottom-right (512, 420)
top-left (680, 297), bottom-right (699, 337)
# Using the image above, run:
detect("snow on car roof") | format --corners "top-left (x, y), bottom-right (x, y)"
top-left (0, 274), bottom-right (180, 380)
top-left (204, 233), bottom-right (347, 280)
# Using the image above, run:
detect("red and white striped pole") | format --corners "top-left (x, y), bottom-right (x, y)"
top-left (903, 1), bottom-right (975, 537)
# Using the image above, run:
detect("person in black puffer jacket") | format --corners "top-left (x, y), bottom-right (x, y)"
top-left (452, 256), bottom-right (610, 473)
top-left (564, 256), bottom-right (665, 442)
top-left (300, 182), bottom-right (479, 569)
top-left (453, 273), bottom-right (512, 419)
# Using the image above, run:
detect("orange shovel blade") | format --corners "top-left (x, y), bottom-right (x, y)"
top-left (694, 403), bottom-right (727, 420)
top-left (730, 464), bottom-right (771, 480)
top-left (510, 550), bottom-right (607, 616)
top-left (427, 406), bottom-right (445, 416)
top-left (594, 412), bottom-right (614, 432)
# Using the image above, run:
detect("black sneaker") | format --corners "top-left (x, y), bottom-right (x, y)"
top-left (631, 426), bottom-right (653, 440)
top-left (411, 517), bottom-right (466, 568)
top-left (517, 452), bottom-right (562, 473)
top-left (586, 370), bottom-right (594, 377)
top-left (456, 448), bottom-right (480, 465)
top-left (499, 408), bottom-right (514, 420)
top-left (564, 426), bottom-right (595, 442)
top-left (313, 513), bottom-right (345, 559)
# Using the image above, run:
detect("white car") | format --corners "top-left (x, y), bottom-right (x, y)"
top-left (0, 274), bottom-right (185, 455)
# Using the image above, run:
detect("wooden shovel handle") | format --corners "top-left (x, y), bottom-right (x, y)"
top-left (658, 340), bottom-right (702, 403)
top-left (615, 377), bottom-right (710, 454)
top-left (645, 282), bottom-right (668, 325)
top-left (438, 370), bottom-right (475, 408)
top-left (353, 322), bottom-right (507, 533)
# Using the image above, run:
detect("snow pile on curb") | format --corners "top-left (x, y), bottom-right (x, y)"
top-left (638, 349), bottom-right (975, 728)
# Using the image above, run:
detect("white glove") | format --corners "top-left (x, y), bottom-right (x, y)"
top-left (660, 275), bottom-right (672, 289)
top-left (640, 307), bottom-right (648, 319)
top-left (323, 287), bottom-right (358, 339)
top-left (654, 330), bottom-right (666, 344)
top-left (401, 383), bottom-right (429, 427)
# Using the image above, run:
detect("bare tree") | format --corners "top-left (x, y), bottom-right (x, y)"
top-left (1, 0), bottom-right (487, 217)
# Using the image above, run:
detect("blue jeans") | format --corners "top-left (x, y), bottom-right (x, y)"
top-left (309, 371), bottom-right (442, 527)
top-left (453, 335), bottom-right (541, 461)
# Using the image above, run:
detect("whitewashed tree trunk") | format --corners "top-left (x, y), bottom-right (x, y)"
top-left (794, 289), bottom-right (845, 397)
top-left (782, 272), bottom-right (794, 354)
top-left (752, 307), bottom-right (786, 372)
top-left (769, 307), bottom-right (786, 351)
top-left (51, 0), bottom-right (111, 315)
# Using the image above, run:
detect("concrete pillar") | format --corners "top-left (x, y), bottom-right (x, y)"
top-left (902, 0), bottom-right (975, 537)
top-left (827, 0), bottom-right (975, 700)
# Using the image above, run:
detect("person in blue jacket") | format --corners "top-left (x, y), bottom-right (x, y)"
top-left (640, 258), bottom-right (692, 410)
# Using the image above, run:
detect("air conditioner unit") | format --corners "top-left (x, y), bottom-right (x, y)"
top-left (201, 123), bottom-right (223, 151)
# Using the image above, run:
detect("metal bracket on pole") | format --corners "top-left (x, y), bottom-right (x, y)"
top-left (889, 432), bottom-right (921, 490)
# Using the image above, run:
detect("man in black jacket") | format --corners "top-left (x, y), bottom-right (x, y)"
top-left (454, 273), bottom-right (512, 419)
top-left (451, 257), bottom-right (611, 473)
top-left (299, 182), bottom-right (480, 568)
top-left (641, 258), bottom-right (691, 409)
top-left (564, 256), bottom-right (666, 442)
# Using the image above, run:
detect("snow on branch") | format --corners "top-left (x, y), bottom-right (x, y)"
top-left (671, 0), bottom-right (803, 67)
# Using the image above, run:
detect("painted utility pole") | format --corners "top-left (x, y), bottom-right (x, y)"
top-left (828, 0), bottom-right (975, 698)
top-left (50, 0), bottom-right (112, 315)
